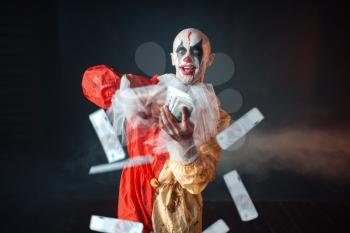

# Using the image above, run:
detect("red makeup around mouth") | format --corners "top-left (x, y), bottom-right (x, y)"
top-left (179, 64), bottom-right (196, 75)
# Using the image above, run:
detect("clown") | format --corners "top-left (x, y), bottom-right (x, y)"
top-left (82, 28), bottom-right (231, 233)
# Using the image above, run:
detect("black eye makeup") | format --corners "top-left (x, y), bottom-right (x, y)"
top-left (175, 39), bottom-right (204, 62)
top-left (189, 40), bottom-right (203, 62)
top-left (178, 48), bottom-right (186, 56)
top-left (176, 41), bottom-right (187, 57)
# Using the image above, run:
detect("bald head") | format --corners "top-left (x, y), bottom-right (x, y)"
top-left (172, 28), bottom-right (212, 55)
top-left (171, 28), bottom-right (214, 84)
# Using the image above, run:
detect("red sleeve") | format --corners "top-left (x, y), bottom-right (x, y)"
top-left (82, 65), bottom-right (154, 109)
top-left (150, 74), bottom-right (160, 85)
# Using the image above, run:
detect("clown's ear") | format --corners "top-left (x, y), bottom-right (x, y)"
top-left (170, 53), bottom-right (177, 66)
top-left (207, 53), bottom-right (215, 66)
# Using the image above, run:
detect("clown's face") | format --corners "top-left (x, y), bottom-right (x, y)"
top-left (171, 28), bottom-right (214, 85)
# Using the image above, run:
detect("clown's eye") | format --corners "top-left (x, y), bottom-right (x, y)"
top-left (178, 49), bottom-right (186, 55)
top-left (192, 49), bottom-right (200, 55)
top-left (192, 48), bottom-right (203, 57)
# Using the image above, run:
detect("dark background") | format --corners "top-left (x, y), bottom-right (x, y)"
top-left (1, 0), bottom-right (349, 232)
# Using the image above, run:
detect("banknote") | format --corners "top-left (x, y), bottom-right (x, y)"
top-left (223, 170), bottom-right (258, 221)
top-left (90, 215), bottom-right (143, 233)
top-left (166, 86), bottom-right (194, 122)
top-left (202, 219), bottom-right (229, 233)
top-left (89, 156), bottom-right (154, 175)
top-left (216, 107), bottom-right (264, 150)
top-left (89, 109), bottom-right (126, 163)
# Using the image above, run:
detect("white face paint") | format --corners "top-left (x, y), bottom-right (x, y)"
top-left (171, 28), bottom-right (214, 85)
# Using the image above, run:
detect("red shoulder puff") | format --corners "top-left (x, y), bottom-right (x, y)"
top-left (82, 64), bottom-right (157, 109)
top-left (82, 65), bottom-right (120, 109)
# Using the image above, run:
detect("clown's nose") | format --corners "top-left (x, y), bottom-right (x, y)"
top-left (183, 56), bottom-right (193, 63)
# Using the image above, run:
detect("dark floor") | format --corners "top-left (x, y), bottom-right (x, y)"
top-left (203, 201), bottom-right (350, 233)
top-left (6, 199), bottom-right (348, 233)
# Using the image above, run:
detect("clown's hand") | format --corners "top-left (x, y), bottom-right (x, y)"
top-left (160, 105), bottom-right (194, 141)
top-left (160, 105), bottom-right (197, 164)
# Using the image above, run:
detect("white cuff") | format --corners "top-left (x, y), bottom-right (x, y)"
top-left (166, 138), bottom-right (198, 164)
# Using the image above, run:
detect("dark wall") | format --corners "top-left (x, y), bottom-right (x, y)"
top-left (2, 0), bottom-right (349, 232)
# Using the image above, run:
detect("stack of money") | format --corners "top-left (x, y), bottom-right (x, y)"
top-left (89, 109), bottom-right (126, 163)
top-left (203, 219), bottom-right (229, 233)
top-left (216, 107), bottom-right (264, 150)
top-left (166, 86), bottom-right (194, 122)
top-left (90, 215), bottom-right (143, 233)
top-left (223, 170), bottom-right (258, 221)
top-left (89, 156), bottom-right (154, 175)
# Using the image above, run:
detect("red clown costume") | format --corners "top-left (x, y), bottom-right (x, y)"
top-left (82, 28), bottom-right (231, 233)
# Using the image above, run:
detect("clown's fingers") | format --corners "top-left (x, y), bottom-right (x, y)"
top-left (181, 106), bottom-right (189, 123)
top-left (160, 108), bottom-right (177, 137)
top-left (181, 107), bottom-right (194, 132)
top-left (162, 106), bottom-right (180, 135)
